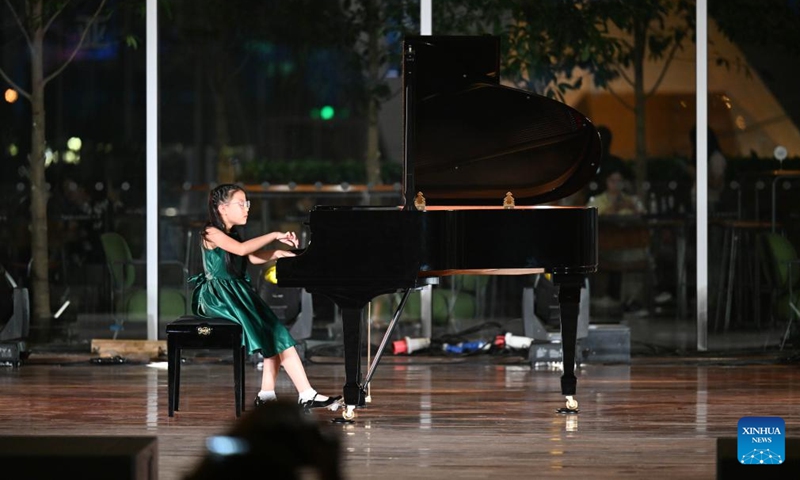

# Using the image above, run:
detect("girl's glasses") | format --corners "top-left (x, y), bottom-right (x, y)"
top-left (228, 201), bottom-right (251, 210)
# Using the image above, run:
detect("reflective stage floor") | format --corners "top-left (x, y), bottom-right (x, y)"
top-left (1, 339), bottom-right (799, 479)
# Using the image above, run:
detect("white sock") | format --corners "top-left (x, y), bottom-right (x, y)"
top-left (298, 388), bottom-right (327, 403)
top-left (258, 390), bottom-right (277, 402)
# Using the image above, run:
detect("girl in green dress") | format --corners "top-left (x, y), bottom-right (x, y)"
top-left (191, 184), bottom-right (340, 410)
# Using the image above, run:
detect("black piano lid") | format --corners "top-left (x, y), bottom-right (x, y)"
top-left (404, 35), bottom-right (602, 207)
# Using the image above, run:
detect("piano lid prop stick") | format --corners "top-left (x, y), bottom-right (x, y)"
top-left (365, 302), bottom-right (372, 403)
top-left (363, 288), bottom-right (414, 389)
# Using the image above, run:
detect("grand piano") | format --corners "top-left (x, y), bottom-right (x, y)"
top-left (277, 35), bottom-right (601, 420)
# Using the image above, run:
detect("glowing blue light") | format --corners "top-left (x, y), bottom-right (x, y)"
top-left (206, 436), bottom-right (250, 456)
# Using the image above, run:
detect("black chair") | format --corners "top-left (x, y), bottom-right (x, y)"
top-left (167, 315), bottom-right (246, 417)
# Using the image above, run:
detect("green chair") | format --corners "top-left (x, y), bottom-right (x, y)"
top-left (368, 289), bottom-right (450, 331)
top-left (373, 275), bottom-right (489, 332)
top-left (393, 288), bottom-right (452, 325)
top-left (100, 232), bottom-right (189, 338)
top-left (446, 275), bottom-right (490, 320)
top-left (758, 232), bottom-right (800, 350)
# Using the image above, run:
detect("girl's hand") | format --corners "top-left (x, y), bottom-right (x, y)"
top-left (278, 231), bottom-right (298, 248)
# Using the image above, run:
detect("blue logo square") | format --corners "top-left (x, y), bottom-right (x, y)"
top-left (738, 416), bottom-right (785, 465)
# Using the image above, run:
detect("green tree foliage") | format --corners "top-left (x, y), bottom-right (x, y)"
top-left (431, 0), bottom-right (696, 193)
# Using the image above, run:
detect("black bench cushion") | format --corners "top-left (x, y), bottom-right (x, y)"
top-left (166, 315), bottom-right (241, 334)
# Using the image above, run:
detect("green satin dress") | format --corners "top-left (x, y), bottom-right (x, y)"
top-left (190, 247), bottom-right (296, 358)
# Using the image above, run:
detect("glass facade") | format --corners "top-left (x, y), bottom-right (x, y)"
top-left (1, 1), bottom-right (797, 354)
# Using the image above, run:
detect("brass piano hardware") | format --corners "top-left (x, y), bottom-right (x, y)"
top-left (414, 192), bottom-right (427, 211)
top-left (196, 325), bottom-right (212, 336)
top-left (503, 192), bottom-right (515, 209)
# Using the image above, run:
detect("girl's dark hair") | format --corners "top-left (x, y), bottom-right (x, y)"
top-left (201, 183), bottom-right (246, 276)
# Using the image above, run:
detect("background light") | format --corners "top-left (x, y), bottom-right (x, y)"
top-left (4, 88), bottom-right (18, 103)
top-left (320, 105), bottom-right (335, 120)
top-left (67, 137), bottom-right (82, 151)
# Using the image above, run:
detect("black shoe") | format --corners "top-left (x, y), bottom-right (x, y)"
top-left (254, 395), bottom-right (276, 407)
top-left (299, 394), bottom-right (342, 410)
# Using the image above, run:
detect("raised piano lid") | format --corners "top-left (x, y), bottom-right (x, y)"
top-left (404, 35), bottom-right (602, 207)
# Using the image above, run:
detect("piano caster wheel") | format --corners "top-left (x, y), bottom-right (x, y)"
top-left (556, 396), bottom-right (579, 414)
top-left (342, 406), bottom-right (356, 421)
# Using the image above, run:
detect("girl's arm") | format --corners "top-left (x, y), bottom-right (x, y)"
top-left (248, 249), bottom-right (296, 265)
top-left (203, 227), bottom-right (298, 257)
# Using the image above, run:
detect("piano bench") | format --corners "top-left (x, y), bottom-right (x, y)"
top-left (166, 315), bottom-right (246, 418)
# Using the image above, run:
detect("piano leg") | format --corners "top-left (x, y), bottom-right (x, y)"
top-left (340, 307), bottom-right (367, 418)
top-left (554, 275), bottom-right (582, 414)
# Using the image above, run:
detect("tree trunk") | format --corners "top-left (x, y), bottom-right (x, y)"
top-left (633, 19), bottom-right (648, 201)
top-left (29, 0), bottom-right (53, 336)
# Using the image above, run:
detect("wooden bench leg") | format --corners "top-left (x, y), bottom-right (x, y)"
top-left (167, 339), bottom-right (180, 417)
top-left (233, 338), bottom-right (243, 417)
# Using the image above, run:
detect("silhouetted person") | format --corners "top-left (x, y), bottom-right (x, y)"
top-left (184, 400), bottom-right (342, 480)
top-left (587, 162), bottom-right (648, 313)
